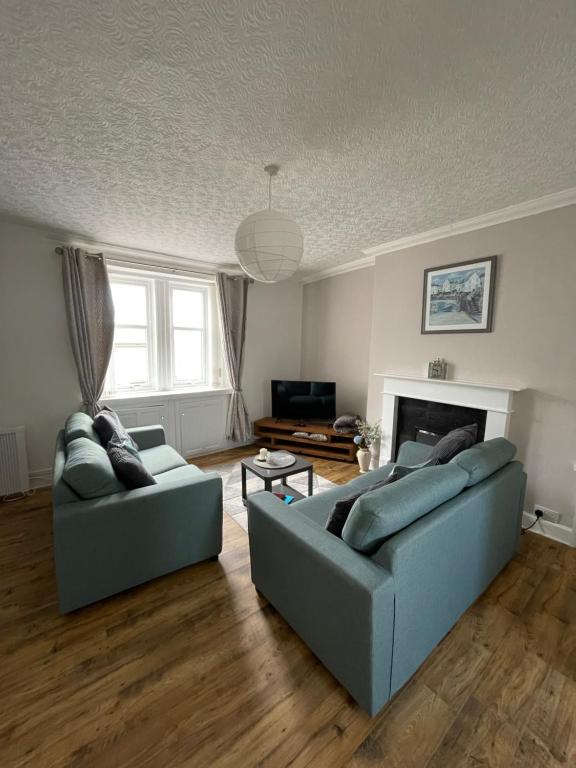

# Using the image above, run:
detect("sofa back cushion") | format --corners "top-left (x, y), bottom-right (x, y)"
top-left (63, 437), bottom-right (126, 499)
top-left (396, 440), bottom-right (433, 466)
top-left (64, 412), bottom-right (100, 445)
top-left (342, 464), bottom-right (469, 554)
top-left (451, 437), bottom-right (516, 486)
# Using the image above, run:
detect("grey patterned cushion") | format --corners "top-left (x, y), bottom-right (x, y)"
top-left (427, 424), bottom-right (478, 465)
top-left (93, 407), bottom-right (137, 450)
top-left (107, 431), bottom-right (156, 489)
top-left (332, 414), bottom-right (360, 434)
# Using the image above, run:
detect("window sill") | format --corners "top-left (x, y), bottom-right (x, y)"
top-left (102, 386), bottom-right (232, 404)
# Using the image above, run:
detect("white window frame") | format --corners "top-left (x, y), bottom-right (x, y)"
top-left (104, 266), bottom-right (225, 397)
top-left (167, 281), bottom-right (209, 389)
top-left (107, 275), bottom-right (157, 394)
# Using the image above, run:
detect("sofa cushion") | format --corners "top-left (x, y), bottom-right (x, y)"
top-left (63, 437), bottom-right (126, 499)
top-left (325, 463), bottom-right (423, 538)
top-left (153, 464), bottom-right (204, 485)
top-left (342, 464), bottom-right (469, 554)
top-left (326, 474), bottom-right (399, 538)
top-left (107, 431), bottom-right (156, 490)
top-left (64, 412), bottom-right (100, 445)
top-left (139, 444), bottom-right (187, 476)
top-left (93, 408), bottom-right (137, 449)
top-left (396, 441), bottom-right (433, 466)
top-left (451, 438), bottom-right (516, 486)
top-left (295, 464), bottom-right (397, 527)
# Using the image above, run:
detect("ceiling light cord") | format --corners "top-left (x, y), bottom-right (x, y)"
top-left (264, 164), bottom-right (279, 210)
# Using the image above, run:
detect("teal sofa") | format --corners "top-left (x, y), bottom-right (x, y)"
top-left (52, 413), bottom-right (223, 613)
top-left (248, 439), bottom-right (526, 716)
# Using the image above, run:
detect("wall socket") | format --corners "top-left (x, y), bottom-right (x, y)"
top-left (533, 505), bottom-right (561, 525)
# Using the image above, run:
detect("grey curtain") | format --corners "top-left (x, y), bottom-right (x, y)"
top-left (61, 247), bottom-right (115, 417)
top-left (216, 272), bottom-right (251, 442)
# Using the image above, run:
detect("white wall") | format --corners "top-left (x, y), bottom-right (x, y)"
top-left (0, 223), bottom-right (80, 482)
top-left (0, 221), bottom-right (302, 483)
top-left (243, 278), bottom-right (303, 420)
top-left (300, 206), bottom-right (576, 531)
top-left (301, 268), bottom-right (373, 417)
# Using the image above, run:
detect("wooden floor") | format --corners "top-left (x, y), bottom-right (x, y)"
top-left (1, 447), bottom-right (575, 768)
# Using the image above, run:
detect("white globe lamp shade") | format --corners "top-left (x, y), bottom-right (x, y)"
top-left (235, 208), bottom-right (303, 283)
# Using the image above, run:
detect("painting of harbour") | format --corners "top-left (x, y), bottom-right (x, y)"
top-left (422, 256), bottom-right (496, 334)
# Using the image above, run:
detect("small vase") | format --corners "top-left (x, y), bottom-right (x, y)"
top-left (357, 448), bottom-right (371, 473)
top-left (369, 440), bottom-right (381, 471)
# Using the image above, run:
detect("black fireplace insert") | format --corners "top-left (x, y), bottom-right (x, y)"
top-left (394, 397), bottom-right (486, 460)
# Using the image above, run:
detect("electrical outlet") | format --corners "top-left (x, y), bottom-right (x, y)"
top-left (533, 505), bottom-right (561, 525)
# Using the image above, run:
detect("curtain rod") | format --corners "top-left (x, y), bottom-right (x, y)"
top-left (54, 247), bottom-right (253, 281)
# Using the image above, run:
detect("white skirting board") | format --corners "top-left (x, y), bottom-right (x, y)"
top-left (29, 468), bottom-right (52, 489)
top-left (522, 512), bottom-right (574, 548)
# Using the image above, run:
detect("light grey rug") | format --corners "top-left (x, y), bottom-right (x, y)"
top-left (203, 458), bottom-right (337, 532)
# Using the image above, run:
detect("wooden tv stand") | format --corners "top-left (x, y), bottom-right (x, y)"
top-left (253, 418), bottom-right (357, 463)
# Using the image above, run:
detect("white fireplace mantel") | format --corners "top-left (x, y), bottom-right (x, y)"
top-left (374, 373), bottom-right (524, 464)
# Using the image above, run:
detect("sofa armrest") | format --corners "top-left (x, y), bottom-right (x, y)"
top-left (127, 424), bottom-right (166, 449)
top-left (247, 491), bottom-right (395, 715)
top-left (53, 471), bottom-right (222, 612)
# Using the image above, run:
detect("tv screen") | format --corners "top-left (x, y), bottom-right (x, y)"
top-left (271, 380), bottom-right (336, 422)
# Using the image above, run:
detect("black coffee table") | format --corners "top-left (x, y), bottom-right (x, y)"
top-left (241, 455), bottom-right (313, 506)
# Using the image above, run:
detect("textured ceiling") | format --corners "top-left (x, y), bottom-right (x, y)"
top-left (1, 1), bottom-right (576, 274)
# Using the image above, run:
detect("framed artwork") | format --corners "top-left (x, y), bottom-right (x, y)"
top-left (421, 255), bottom-right (497, 334)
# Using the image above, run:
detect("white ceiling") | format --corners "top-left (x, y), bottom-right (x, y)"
top-left (1, 0), bottom-right (575, 275)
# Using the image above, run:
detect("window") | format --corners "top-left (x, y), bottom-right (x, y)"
top-left (105, 267), bottom-right (223, 395)
top-left (107, 278), bottom-right (155, 392)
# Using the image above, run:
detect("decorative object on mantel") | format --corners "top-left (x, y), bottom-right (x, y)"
top-left (354, 419), bottom-right (382, 473)
top-left (235, 165), bottom-right (303, 283)
top-left (428, 358), bottom-right (448, 380)
top-left (422, 255), bottom-right (497, 334)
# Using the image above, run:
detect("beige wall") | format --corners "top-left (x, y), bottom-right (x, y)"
top-left (0, 224), bottom-right (81, 479)
top-left (243, 277), bottom-right (303, 420)
top-left (366, 205), bottom-right (576, 528)
top-left (301, 267), bottom-right (374, 417)
top-left (0, 221), bottom-right (302, 479)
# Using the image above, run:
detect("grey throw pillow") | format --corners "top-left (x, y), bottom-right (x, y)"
top-left (107, 431), bottom-right (156, 490)
top-left (332, 414), bottom-right (360, 434)
top-left (427, 424), bottom-right (478, 465)
top-left (93, 407), bottom-right (138, 450)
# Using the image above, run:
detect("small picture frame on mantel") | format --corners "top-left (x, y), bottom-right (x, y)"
top-left (421, 256), bottom-right (497, 334)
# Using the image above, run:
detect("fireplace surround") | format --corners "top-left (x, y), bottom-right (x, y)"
top-left (375, 373), bottom-right (523, 466)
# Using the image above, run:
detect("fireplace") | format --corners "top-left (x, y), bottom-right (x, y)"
top-left (394, 397), bottom-right (487, 460)
top-left (375, 373), bottom-right (523, 466)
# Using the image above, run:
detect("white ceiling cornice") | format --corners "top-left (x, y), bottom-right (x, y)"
top-left (302, 186), bottom-right (576, 284)
top-left (301, 255), bottom-right (375, 284)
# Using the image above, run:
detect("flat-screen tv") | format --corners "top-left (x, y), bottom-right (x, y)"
top-left (271, 380), bottom-right (336, 423)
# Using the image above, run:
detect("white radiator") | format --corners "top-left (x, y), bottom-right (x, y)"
top-left (0, 426), bottom-right (29, 496)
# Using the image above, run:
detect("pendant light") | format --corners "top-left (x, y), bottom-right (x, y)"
top-left (235, 165), bottom-right (303, 282)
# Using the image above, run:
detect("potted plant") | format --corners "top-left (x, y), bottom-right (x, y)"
top-left (353, 419), bottom-right (382, 473)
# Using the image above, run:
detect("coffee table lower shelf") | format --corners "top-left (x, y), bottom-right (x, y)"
top-left (241, 455), bottom-right (313, 507)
